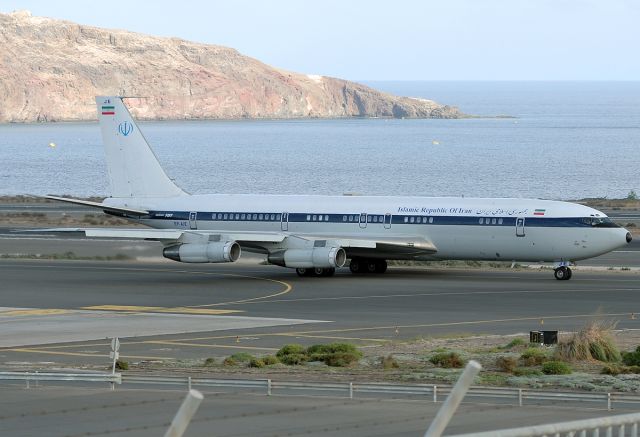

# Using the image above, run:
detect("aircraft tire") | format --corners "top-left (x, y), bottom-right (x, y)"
top-left (321, 268), bottom-right (336, 277)
top-left (565, 267), bottom-right (572, 280)
top-left (296, 268), bottom-right (312, 277)
top-left (375, 260), bottom-right (388, 273)
top-left (349, 258), bottom-right (363, 274)
top-left (313, 267), bottom-right (325, 277)
top-left (366, 260), bottom-right (378, 273)
top-left (554, 266), bottom-right (568, 280)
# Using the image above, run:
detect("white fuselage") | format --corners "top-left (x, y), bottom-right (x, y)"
top-left (106, 194), bottom-right (630, 263)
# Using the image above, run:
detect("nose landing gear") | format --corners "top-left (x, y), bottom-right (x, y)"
top-left (554, 266), bottom-right (572, 280)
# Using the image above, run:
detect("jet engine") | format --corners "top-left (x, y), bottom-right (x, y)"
top-left (163, 241), bottom-right (241, 263)
top-left (268, 247), bottom-right (346, 268)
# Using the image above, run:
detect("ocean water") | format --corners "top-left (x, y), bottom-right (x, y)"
top-left (0, 81), bottom-right (638, 199)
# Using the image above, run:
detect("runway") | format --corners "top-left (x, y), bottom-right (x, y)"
top-left (1, 260), bottom-right (639, 365)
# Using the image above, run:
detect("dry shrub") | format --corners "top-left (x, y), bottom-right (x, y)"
top-left (382, 354), bottom-right (400, 370)
top-left (495, 356), bottom-right (518, 373)
top-left (429, 352), bottom-right (465, 368)
top-left (555, 320), bottom-right (621, 363)
top-left (520, 348), bottom-right (549, 366)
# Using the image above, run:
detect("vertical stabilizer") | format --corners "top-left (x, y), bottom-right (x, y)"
top-left (96, 96), bottom-right (185, 198)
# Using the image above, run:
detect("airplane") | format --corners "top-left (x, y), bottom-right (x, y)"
top-left (46, 96), bottom-right (632, 281)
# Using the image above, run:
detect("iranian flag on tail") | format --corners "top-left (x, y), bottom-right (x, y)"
top-left (101, 105), bottom-right (115, 115)
top-left (534, 209), bottom-right (546, 216)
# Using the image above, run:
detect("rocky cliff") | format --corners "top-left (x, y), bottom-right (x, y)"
top-left (0, 11), bottom-right (464, 122)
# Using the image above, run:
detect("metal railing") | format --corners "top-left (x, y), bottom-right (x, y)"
top-left (3, 371), bottom-right (640, 411)
top-left (0, 371), bottom-right (121, 388)
top-left (121, 375), bottom-right (640, 410)
top-left (449, 412), bottom-right (640, 437)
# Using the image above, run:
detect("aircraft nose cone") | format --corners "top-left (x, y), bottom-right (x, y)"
top-left (627, 232), bottom-right (633, 244)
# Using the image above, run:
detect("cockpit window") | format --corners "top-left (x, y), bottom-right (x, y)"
top-left (581, 217), bottom-right (619, 228)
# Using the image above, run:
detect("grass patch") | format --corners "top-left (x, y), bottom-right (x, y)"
top-left (542, 361), bottom-right (572, 375)
top-left (262, 355), bottom-right (279, 365)
top-left (115, 359), bottom-right (129, 370)
top-left (429, 352), bottom-right (465, 368)
top-left (229, 352), bottom-right (254, 363)
top-left (203, 357), bottom-right (216, 367)
top-left (520, 347), bottom-right (549, 366)
top-left (275, 343), bottom-right (363, 367)
top-left (555, 320), bottom-right (621, 363)
top-left (513, 367), bottom-right (543, 377)
top-left (622, 346), bottom-right (640, 366)
top-left (248, 358), bottom-right (265, 368)
top-left (499, 338), bottom-right (526, 350)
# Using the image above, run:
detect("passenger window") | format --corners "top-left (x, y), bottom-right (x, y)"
top-left (252, 214), bottom-right (257, 220)
top-left (429, 217), bottom-right (433, 223)
top-left (404, 217), bottom-right (409, 223)
top-left (343, 215), bottom-right (347, 222)
top-left (379, 216), bottom-right (384, 222)
top-left (410, 217), bottom-right (415, 223)
top-left (319, 215), bottom-right (323, 221)
top-left (234, 214), bottom-right (238, 220)
top-left (325, 215), bottom-right (329, 221)
top-left (498, 218), bottom-right (503, 224)
top-left (479, 218), bottom-right (483, 224)
top-left (367, 215), bottom-right (372, 223)
top-left (372, 216), bottom-right (377, 223)
top-left (312, 215), bottom-right (317, 221)
top-left (276, 214), bottom-right (281, 220)
top-left (223, 213), bottom-right (228, 220)
top-left (239, 214), bottom-right (244, 220)
top-left (486, 218), bottom-right (491, 225)
top-left (348, 215), bottom-right (354, 222)
top-left (258, 214), bottom-right (263, 220)
top-left (307, 215), bottom-right (311, 221)
top-left (271, 214), bottom-right (276, 220)
top-left (492, 218), bottom-right (497, 225)
top-left (217, 213), bottom-right (222, 219)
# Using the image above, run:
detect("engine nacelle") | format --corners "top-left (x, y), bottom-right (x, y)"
top-left (163, 241), bottom-right (241, 263)
top-left (268, 247), bottom-right (346, 268)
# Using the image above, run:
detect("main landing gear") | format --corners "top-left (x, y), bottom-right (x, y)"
top-left (554, 266), bottom-right (573, 280)
top-left (349, 257), bottom-right (387, 274)
top-left (296, 267), bottom-right (335, 277)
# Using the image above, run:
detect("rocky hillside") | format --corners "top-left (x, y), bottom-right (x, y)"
top-left (0, 11), bottom-right (464, 122)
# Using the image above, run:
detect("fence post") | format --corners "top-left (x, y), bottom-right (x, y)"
top-left (349, 382), bottom-right (354, 399)
top-left (607, 392), bottom-right (612, 411)
top-left (518, 388), bottom-right (523, 407)
top-left (424, 360), bottom-right (482, 437)
top-left (188, 377), bottom-right (192, 391)
top-left (26, 373), bottom-right (30, 389)
top-left (35, 371), bottom-right (39, 388)
top-left (164, 389), bottom-right (203, 437)
top-left (267, 379), bottom-right (272, 396)
top-left (433, 385), bottom-right (437, 403)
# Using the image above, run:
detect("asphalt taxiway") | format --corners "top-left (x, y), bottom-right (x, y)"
top-left (1, 259), bottom-right (639, 365)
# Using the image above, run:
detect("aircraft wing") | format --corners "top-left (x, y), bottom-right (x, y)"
top-left (30, 226), bottom-right (436, 258)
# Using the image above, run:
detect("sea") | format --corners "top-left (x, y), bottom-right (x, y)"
top-left (1, 81), bottom-right (638, 200)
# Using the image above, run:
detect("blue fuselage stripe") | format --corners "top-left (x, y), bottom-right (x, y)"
top-left (142, 211), bottom-right (605, 228)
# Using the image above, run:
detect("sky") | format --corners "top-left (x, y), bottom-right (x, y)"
top-left (2, 0), bottom-right (639, 81)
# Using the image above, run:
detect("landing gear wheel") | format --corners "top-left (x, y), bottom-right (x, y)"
top-left (321, 268), bottom-right (336, 277)
top-left (366, 260), bottom-right (378, 273)
top-left (296, 268), bottom-right (312, 277)
top-left (375, 260), bottom-right (388, 273)
top-left (313, 267), bottom-right (325, 277)
top-left (349, 258), bottom-right (363, 274)
top-left (554, 266), bottom-right (571, 280)
top-left (565, 267), bottom-right (572, 280)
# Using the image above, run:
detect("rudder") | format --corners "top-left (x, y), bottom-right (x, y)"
top-left (96, 96), bottom-right (185, 198)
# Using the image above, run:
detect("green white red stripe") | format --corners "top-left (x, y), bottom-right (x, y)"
top-left (534, 209), bottom-right (546, 216)
top-left (101, 105), bottom-right (115, 115)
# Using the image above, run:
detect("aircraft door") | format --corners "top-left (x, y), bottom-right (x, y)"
top-left (281, 212), bottom-right (289, 231)
top-left (359, 213), bottom-right (367, 229)
top-left (516, 217), bottom-right (525, 237)
top-left (189, 212), bottom-right (197, 230)
top-left (384, 213), bottom-right (392, 229)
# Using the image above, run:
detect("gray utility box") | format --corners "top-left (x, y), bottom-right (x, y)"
top-left (530, 330), bottom-right (558, 345)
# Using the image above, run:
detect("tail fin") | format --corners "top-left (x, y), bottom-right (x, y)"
top-left (96, 96), bottom-right (185, 198)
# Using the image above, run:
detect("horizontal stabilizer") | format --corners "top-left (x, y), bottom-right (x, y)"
top-left (45, 196), bottom-right (149, 216)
